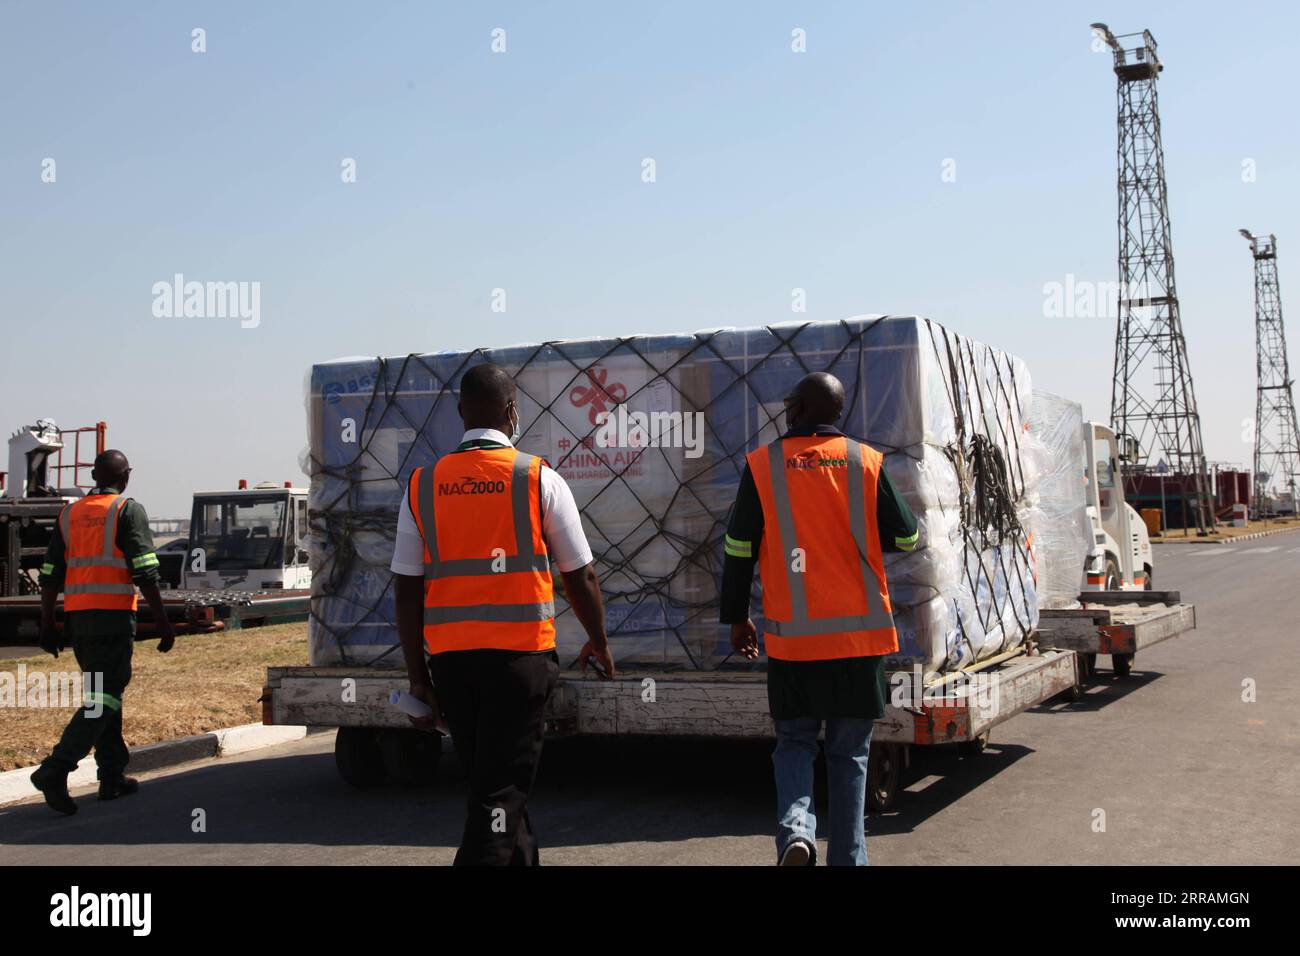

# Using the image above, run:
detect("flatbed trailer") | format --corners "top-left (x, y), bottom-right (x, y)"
top-left (264, 639), bottom-right (1087, 810)
top-left (265, 594), bottom-right (1197, 807)
top-left (1038, 590), bottom-right (1195, 678)
top-left (0, 588), bottom-right (310, 642)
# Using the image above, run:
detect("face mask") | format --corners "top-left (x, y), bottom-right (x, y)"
top-left (508, 404), bottom-right (522, 444)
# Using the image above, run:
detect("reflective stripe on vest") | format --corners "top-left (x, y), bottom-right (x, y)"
top-left (62, 494), bottom-right (138, 612)
top-left (413, 449), bottom-right (555, 652)
top-left (748, 435), bottom-right (898, 661)
top-left (762, 439), bottom-right (895, 638)
top-left (417, 452), bottom-right (551, 578)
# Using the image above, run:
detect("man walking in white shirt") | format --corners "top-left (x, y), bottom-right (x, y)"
top-left (389, 362), bottom-right (613, 865)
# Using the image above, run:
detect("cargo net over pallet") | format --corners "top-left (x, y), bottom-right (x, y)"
top-left (306, 316), bottom-right (1057, 677)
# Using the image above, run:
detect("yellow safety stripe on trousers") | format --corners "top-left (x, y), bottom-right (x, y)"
top-left (894, 529), bottom-right (919, 552)
top-left (724, 534), bottom-right (752, 559)
top-left (84, 691), bottom-right (122, 711)
top-left (131, 552), bottom-right (160, 569)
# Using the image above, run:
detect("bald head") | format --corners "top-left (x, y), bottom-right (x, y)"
top-left (784, 371), bottom-right (844, 430)
top-left (92, 449), bottom-right (131, 492)
top-left (458, 363), bottom-right (518, 434)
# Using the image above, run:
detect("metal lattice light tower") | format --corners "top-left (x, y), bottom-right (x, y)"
top-left (1239, 230), bottom-right (1300, 515)
top-left (1092, 24), bottom-right (1213, 533)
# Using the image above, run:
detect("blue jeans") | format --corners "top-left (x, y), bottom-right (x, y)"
top-left (773, 717), bottom-right (874, 866)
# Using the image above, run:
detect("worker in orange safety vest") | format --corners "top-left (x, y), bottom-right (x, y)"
top-left (720, 372), bottom-right (919, 865)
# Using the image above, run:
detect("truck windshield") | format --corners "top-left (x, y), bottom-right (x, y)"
top-left (1093, 439), bottom-right (1116, 489)
top-left (190, 495), bottom-right (288, 570)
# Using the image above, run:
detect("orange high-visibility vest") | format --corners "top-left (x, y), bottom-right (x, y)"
top-left (410, 448), bottom-right (555, 654)
top-left (747, 435), bottom-right (898, 661)
top-left (60, 494), bottom-right (138, 613)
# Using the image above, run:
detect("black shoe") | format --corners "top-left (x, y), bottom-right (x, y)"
top-left (98, 776), bottom-right (140, 801)
top-left (30, 766), bottom-right (78, 816)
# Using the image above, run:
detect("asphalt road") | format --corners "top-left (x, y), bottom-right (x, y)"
top-left (3, 538), bottom-right (1298, 865)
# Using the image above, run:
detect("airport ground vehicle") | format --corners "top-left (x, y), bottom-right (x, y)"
top-left (1083, 421), bottom-right (1154, 592)
top-left (0, 419), bottom-right (310, 639)
top-left (0, 420), bottom-right (105, 603)
top-left (183, 483), bottom-right (311, 592)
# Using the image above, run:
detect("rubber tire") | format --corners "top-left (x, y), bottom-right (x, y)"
top-left (1112, 653), bottom-right (1134, 678)
top-left (1144, 566), bottom-right (1153, 591)
top-left (1104, 558), bottom-right (1121, 591)
top-left (867, 741), bottom-right (902, 812)
top-left (959, 732), bottom-right (990, 756)
top-left (377, 729), bottom-right (442, 787)
top-left (1080, 652), bottom-right (1097, 681)
top-left (335, 727), bottom-right (387, 788)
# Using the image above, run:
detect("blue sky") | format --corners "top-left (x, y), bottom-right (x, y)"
top-left (3, 1), bottom-right (1297, 516)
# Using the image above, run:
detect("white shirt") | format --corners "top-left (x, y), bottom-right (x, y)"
top-left (390, 428), bottom-right (594, 576)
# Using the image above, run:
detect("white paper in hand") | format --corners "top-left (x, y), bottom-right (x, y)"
top-left (389, 689), bottom-right (449, 736)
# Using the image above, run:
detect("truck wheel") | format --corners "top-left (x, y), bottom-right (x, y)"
top-left (1143, 566), bottom-right (1153, 591)
top-left (959, 732), bottom-right (990, 756)
top-left (867, 742), bottom-right (902, 812)
top-left (1112, 653), bottom-right (1134, 678)
top-left (1104, 558), bottom-right (1121, 591)
top-left (377, 729), bottom-right (442, 787)
top-left (335, 727), bottom-right (386, 787)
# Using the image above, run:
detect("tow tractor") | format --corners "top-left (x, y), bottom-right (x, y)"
top-left (184, 482), bottom-right (311, 592)
top-left (1083, 421), bottom-right (1153, 593)
top-left (1045, 421), bottom-right (1184, 680)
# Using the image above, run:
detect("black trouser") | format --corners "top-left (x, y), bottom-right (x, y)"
top-left (44, 629), bottom-right (134, 780)
top-left (428, 648), bottom-right (558, 866)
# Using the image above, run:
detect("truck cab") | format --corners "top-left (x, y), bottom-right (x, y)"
top-left (1082, 422), bottom-right (1153, 591)
top-left (183, 483), bottom-right (311, 592)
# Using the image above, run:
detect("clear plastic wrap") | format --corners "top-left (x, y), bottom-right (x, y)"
top-left (1019, 389), bottom-right (1091, 609)
top-left (304, 316), bottom-right (1040, 675)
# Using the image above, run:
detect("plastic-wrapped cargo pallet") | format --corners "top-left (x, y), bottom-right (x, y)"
top-left (1020, 390), bottom-right (1092, 610)
top-left (304, 315), bottom-right (1045, 678)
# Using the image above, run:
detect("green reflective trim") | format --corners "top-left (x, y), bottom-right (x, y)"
top-left (41, 562), bottom-right (55, 575)
top-left (724, 534), bottom-right (752, 558)
top-left (84, 691), bottom-right (122, 712)
top-left (131, 552), bottom-right (160, 569)
top-left (894, 530), bottom-right (919, 551)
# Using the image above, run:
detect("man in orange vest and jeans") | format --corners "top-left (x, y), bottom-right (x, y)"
top-left (721, 372), bottom-right (918, 865)
top-left (31, 450), bottom-right (177, 815)
top-left (391, 363), bottom-right (614, 865)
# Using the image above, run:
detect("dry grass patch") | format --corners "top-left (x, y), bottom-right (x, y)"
top-left (0, 622), bottom-right (308, 772)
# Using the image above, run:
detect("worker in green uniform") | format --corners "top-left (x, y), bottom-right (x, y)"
top-left (719, 372), bottom-right (919, 865)
top-left (30, 450), bottom-right (177, 815)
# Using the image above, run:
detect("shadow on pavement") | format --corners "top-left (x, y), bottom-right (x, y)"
top-left (1, 732), bottom-right (1033, 852)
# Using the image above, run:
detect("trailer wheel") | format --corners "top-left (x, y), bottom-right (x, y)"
top-left (867, 742), bottom-right (902, 812)
top-left (335, 727), bottom-right (386, 788)
top-left (377, 729), bottom-right (442, 787)
top-left (1079, 652), bottom-right (1097, 681)
top-left (1112, 653), bottom-right (1134, 678)
top-left (959, 732), bottom-right (990, 756)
